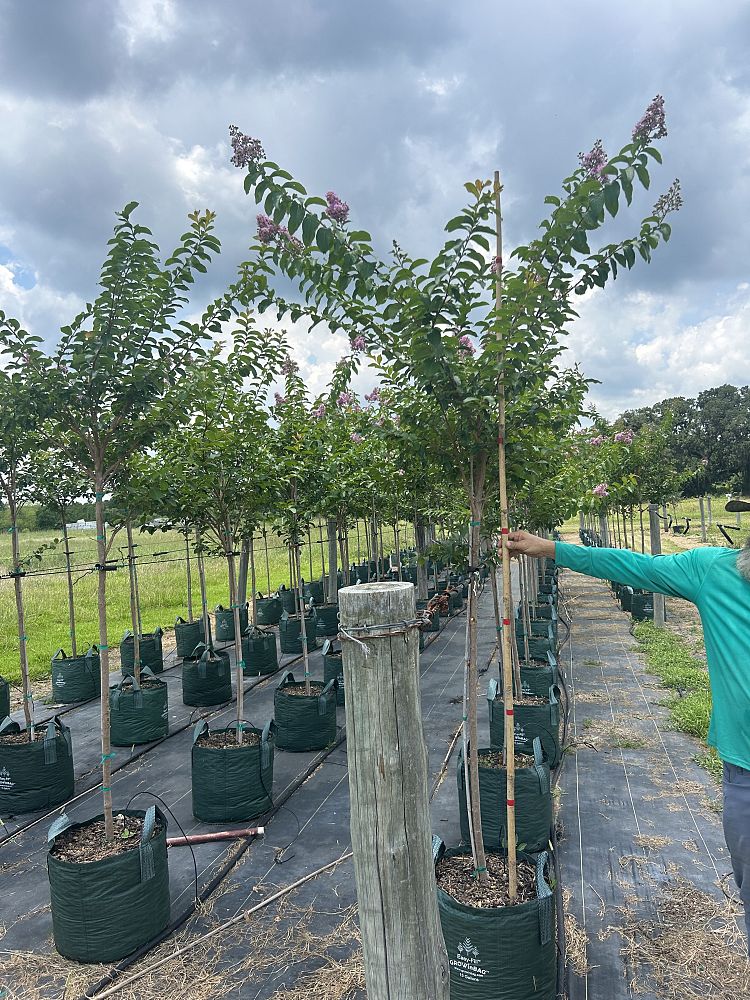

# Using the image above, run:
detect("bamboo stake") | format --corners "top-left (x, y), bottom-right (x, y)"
top-left (294, 536), bottom-right (312, 696)
top-left (196, 532), bottom-right (210, 649)
top-left (249, 532), bottom-right (257, 627)
top-left (263, 526), bottom-right (271, 596)
top-left (318, 519), bottom-right (327, 582)
top-left (224, 521), bottom-right (244, 746)
top-left (61, 511), bottom-right (77, 657)
top-left (9, 503), bottom-right (32, 733)
top-left (307, 525), bottom-right (314, 583)
top-left (518, 555), bottom-right (531, 664)
top-left (494, 169), bottom-right (517, 899)
top-left (126, 520), bottom-right (141, 683)
top-left (94, 482), bottom-right (113, 839)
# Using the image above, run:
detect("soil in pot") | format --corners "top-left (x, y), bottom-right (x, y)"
top-left (197, 729), bottom-right (260, 749)
top-left (436, 852), bottom-right (537, 908)
top-left (50, 812), bottom-right (159, 863)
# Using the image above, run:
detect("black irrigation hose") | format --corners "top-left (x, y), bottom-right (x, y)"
top-left (82, 604), bottom-right (467, 999)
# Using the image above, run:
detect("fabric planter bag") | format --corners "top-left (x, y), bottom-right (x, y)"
top-left (47, 806), bottom-right (170, 963)
top-left (0, 675), bottom-right (8, 721)
top-left (0, 716), bottom-right (74, 815)
top-left (256, 595), bottom-right (283, 626)
top-left (182, 647), bottom-right (232, 707)
top-left (631, 591), bottom-right (656, 621)
top-left (515, 633), bottom-right (556, 663)
top-left (315, 603), bottom-right (339, 638)
top-left (277, 589), bottom-right (300, 615)
top-left (305, 580), bottom-right (325, 604)
top-left (448, 590), bottom-right (464, 612)
top-left (279, 612), bottom-right (318, 655)
top-left (214, 604), bottom-right (249, 642)
top-left (174, 617), bottom-right (209, 658)
top-left (503, 653), bottom-right (559, 699)
top-left (191, 720), bottom-right (274, 822)
top-left (488, 680), bottom-right (561, 768)
top-left (242, 627), bottom-right (279, 676)
top-left (435, 841), bottom-right (556, 1000)
top-left (419, 629), bottom-right (426, 652)
top-left (322, 642), bottom-right (345, 706)
top-left (50, 647), bottom-right (101, 704)
top-left (619, 586), bottom-right (634, 613)
top-left (274, 672), bottom-right (338, 752)
top-left (109, 670), bottom-right (169, 747)
top-left (456, 738), bottom-right (552, 853)
top-left (120, 629), bottom-right (164, 676)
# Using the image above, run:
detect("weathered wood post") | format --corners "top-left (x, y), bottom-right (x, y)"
top-left (648, 504), bottom-right (666, 628)
top-left (699, 496), bottom-right (707, 542)
top-left (339, 581), bottom-right (450, 1000)
top-left (707, 495), bottom-right (712, 527)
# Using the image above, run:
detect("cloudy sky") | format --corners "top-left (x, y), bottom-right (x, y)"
top-left (1, 0), bottom-right (748, 417)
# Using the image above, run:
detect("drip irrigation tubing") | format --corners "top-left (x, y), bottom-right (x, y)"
top-left (80, 602), bottom-right (468, 999)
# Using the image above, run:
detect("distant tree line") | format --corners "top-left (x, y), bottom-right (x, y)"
top-left (0, 501), bottom-right (109, 531)
top-left (614, 383), bottom-right (750, 496)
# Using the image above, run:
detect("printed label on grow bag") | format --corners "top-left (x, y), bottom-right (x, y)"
top-left (451, 937), bottom-right (488, 983)
top-left (0, 766), bottom-right (14, 791)
top-left (514, 721), bottom-right (528, 745)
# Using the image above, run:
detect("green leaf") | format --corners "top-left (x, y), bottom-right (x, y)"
top-left (604, 181), bottom-right (620, 218)
top-left (635, 163), bottom-right (650, 189)
top-left (301, 214), bottom-right (318, 247)
top-left (316, 226), bottom-right (331, 253)
top-left (288, 201), bottom-right (304, 235)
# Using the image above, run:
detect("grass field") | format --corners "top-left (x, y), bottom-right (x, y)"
top-left (0, 521), bottom-right (416, 686)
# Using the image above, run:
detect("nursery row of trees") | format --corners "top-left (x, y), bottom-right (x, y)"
top-left (0, 95), bottom-right (683, 996)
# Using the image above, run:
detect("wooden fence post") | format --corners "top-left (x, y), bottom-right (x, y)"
top-left (339, 581), bottom-right (450, 1000)
top-left (648, 504), bottom-right (666, 628)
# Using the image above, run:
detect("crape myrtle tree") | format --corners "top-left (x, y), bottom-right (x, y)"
top-left (0, 349), bottom-right (49, 733)
top-left (0, 203), bottom-right (233, 840)
top-left (154, 326), bottom-right (285, 738)
top-left (229, 95), bottom-right (680, 895)
top-left (31, 450), bottom-right (91, 660)
top-left (270, 355), bottom-right (327, 695)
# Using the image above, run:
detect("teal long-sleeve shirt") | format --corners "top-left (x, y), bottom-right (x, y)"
top-left (554, 540), bottom-right (750, 770)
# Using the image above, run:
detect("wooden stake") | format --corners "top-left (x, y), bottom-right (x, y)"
top-left (494, 169), bottom-right (517, 899)
top-left (224, 520), bottom-right (244, 746)
top-left (197, 531), bottom-right (210, 647)
top-left (339, 581), bottom-right (450, 999)
top-left (126, 520), bottom-right (141, 683)
top-left (184, 524), bottom-right (194, 622)
top-left (94, 483), bottom-right (113, 839)
top-left (61, 511), bottom-right (77, 658)
top-left (327, 516), bottom-right (338, 603)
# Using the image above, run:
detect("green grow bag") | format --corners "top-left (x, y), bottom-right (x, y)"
top-left (274, 672), bottom-right (337, 752)
top-left (515, 633), bottom-right (556, 663)
top-left (0, 717), bottom-right (74, 815)
top-left (503, 653), bottom-right (559, 699)
top-left (242, 627), bottom-right (278, 676)
top-left (277, 588), bottom-right (300, 615)
top-left (515, 616), bottom-right (558, 642)
top-left (0, 676), bottom-right (8, 721)
top-left (619, 586), bottom-right (635, 613)
top-left (488, 680), bottom-right (561, 768)
top-left (279, 611), bottom-right (318, 655)
top-left (120, 629), bottom-right (164, 676)
top-left (448, 590), bottom-right (464, 612)
top-left (315, 603), bottom-right (339, 638)
top-left (256, 595), bottom-right (283, 625)
top-left (47, 805), bottom-right (170, 963)
top-left (110, 670), bottom-right (169, 747)
top-left (435, 841), bottom-right (556, 1000)
top-left (174, 617), bottom-right (209, 657)
top-left (50, 646), bottom-right (100, 704)
top-left (322, 641), bottom-right (345, 706)
top-left (191, 720), bottom-right (274, 822)
top-left (632, 591), bottom-right (656, 621)
top-left (457, 738), bottom-right (552, 854)
top-left (305, 580), bottom-right (325, 604)
top-left (419, 629), bottom-right (426, 652)
top-left (182, 647), bottom-right (232, 707)
top-left (214, 603), bottom-right (249, 642)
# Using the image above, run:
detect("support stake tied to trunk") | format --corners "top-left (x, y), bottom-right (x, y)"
top-left (494, 169), bottom-right (518, 901)
top-left (339, 581), bottom-right (450, 1000)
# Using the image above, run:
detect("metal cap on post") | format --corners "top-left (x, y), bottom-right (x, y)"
top-left (338, 581), bottom-right (450, 1000)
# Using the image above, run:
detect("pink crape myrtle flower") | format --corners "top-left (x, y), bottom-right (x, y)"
top-left (312, 403), bottom-right (326, 419)
top-left (274, 392), bottom-right (287, 406)
top-left (325, 191), bottom-right (350, 224)
top-left (592, 483), bottom-right (609, 498)
top-left (589, 434), bottom-right (605, 446)
top-left (614, 429), bottom-right (634, 444)
top-left (351, 335), bottom-right (366, 352)
top-left (350, 432), bottom-right (363, 443)
top-left (337, 391), bottom-right (354, 407)
top-left (458, 335), bottom-right (476, 356)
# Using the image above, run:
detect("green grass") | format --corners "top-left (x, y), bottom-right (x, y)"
top-left (633, 620), bottom-right (721, 781)
top-left (0, 522), bottom-right (415, 686)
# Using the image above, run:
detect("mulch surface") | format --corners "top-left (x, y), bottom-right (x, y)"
top-left (436, 852), bottom-right (538, 908)
top-left (477, 750), bottom-right (535, 770)
top-left (282, 684), bottom-right (325, 697)
top-left (196, 729), bottom-right (261, 750)
top-left (50, 813), bottom-right (162, 864)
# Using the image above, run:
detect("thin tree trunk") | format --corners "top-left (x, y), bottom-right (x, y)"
top-left (327, 517), bottom-right (338, 603)
top-left (184, 525), bottom-right (194, 622)
top-left (338, 514), bottom-right (350, 586)
top-left (197, 532), bottom-right (210, 650)
top-left (9, 496), bottom-right (32, 732)
top-left (293, 536), bottom-right (312, 696)
top-left (629, 506), bottom-right (636, 550)
top-left (95, 482), bottom-right (114, 840)
top-left (62, 512), bottom-right (77, 657)
top-left (225, 521), bottom-right (244, 746)
top-left (415, 512), bottom-right (429, 601)
top-left (249, 532), bottom-right (257, 627)
top-left (307, 525), bottom-right (314, 584)
top-left (494, 170), bottom-right (517, 898)
top-left (371, 499), bottom-right (379, 582)
top-left (263, 527), bottom-right (271, 596)
top-left (237, 537), bottom-right (250, 606)
top-left (518, 555), bottom-right (531, 664)
top-left (639, 505), bottom-right (646, 553)
top-left (318, 519), bottom-right (327, 582)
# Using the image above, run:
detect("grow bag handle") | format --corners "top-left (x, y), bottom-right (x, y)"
top-left (192, 719), bottom-right (209, 745)
top-left (432, 835), bottom-right (446, 864)
top-left (190, 642), bottom-right (209, 659)
top-left (261, 719), bottom-right (276, 769)
top-left (535, 850), bottom-right (554, 945)
top-left (548, 685), bottom-right (559, 707)
top-left (121, 629), bottom-right (133, 641)
top-left (44, 719), bottom-right (61, 764)
top-left (319, 678), bottom-right (337, 716)
top-left (487, 678), bottom-right (499, 722)
top-left (546, 651), bottom-right (557, 669)
top-left (0, 716), bottom-right (20, 735)
top-left (140, 805), bottom-right (157, 882)
top-left (532, 737), bottom-right (549, 794)
top-left (52, 648), bottom-right (66, 661)
top-left (174, 615), bottom-right (186, 625)
top-left (277, 670), bottom-right (296, 689)
top-left (48, 811), bottom-right (74, 843)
